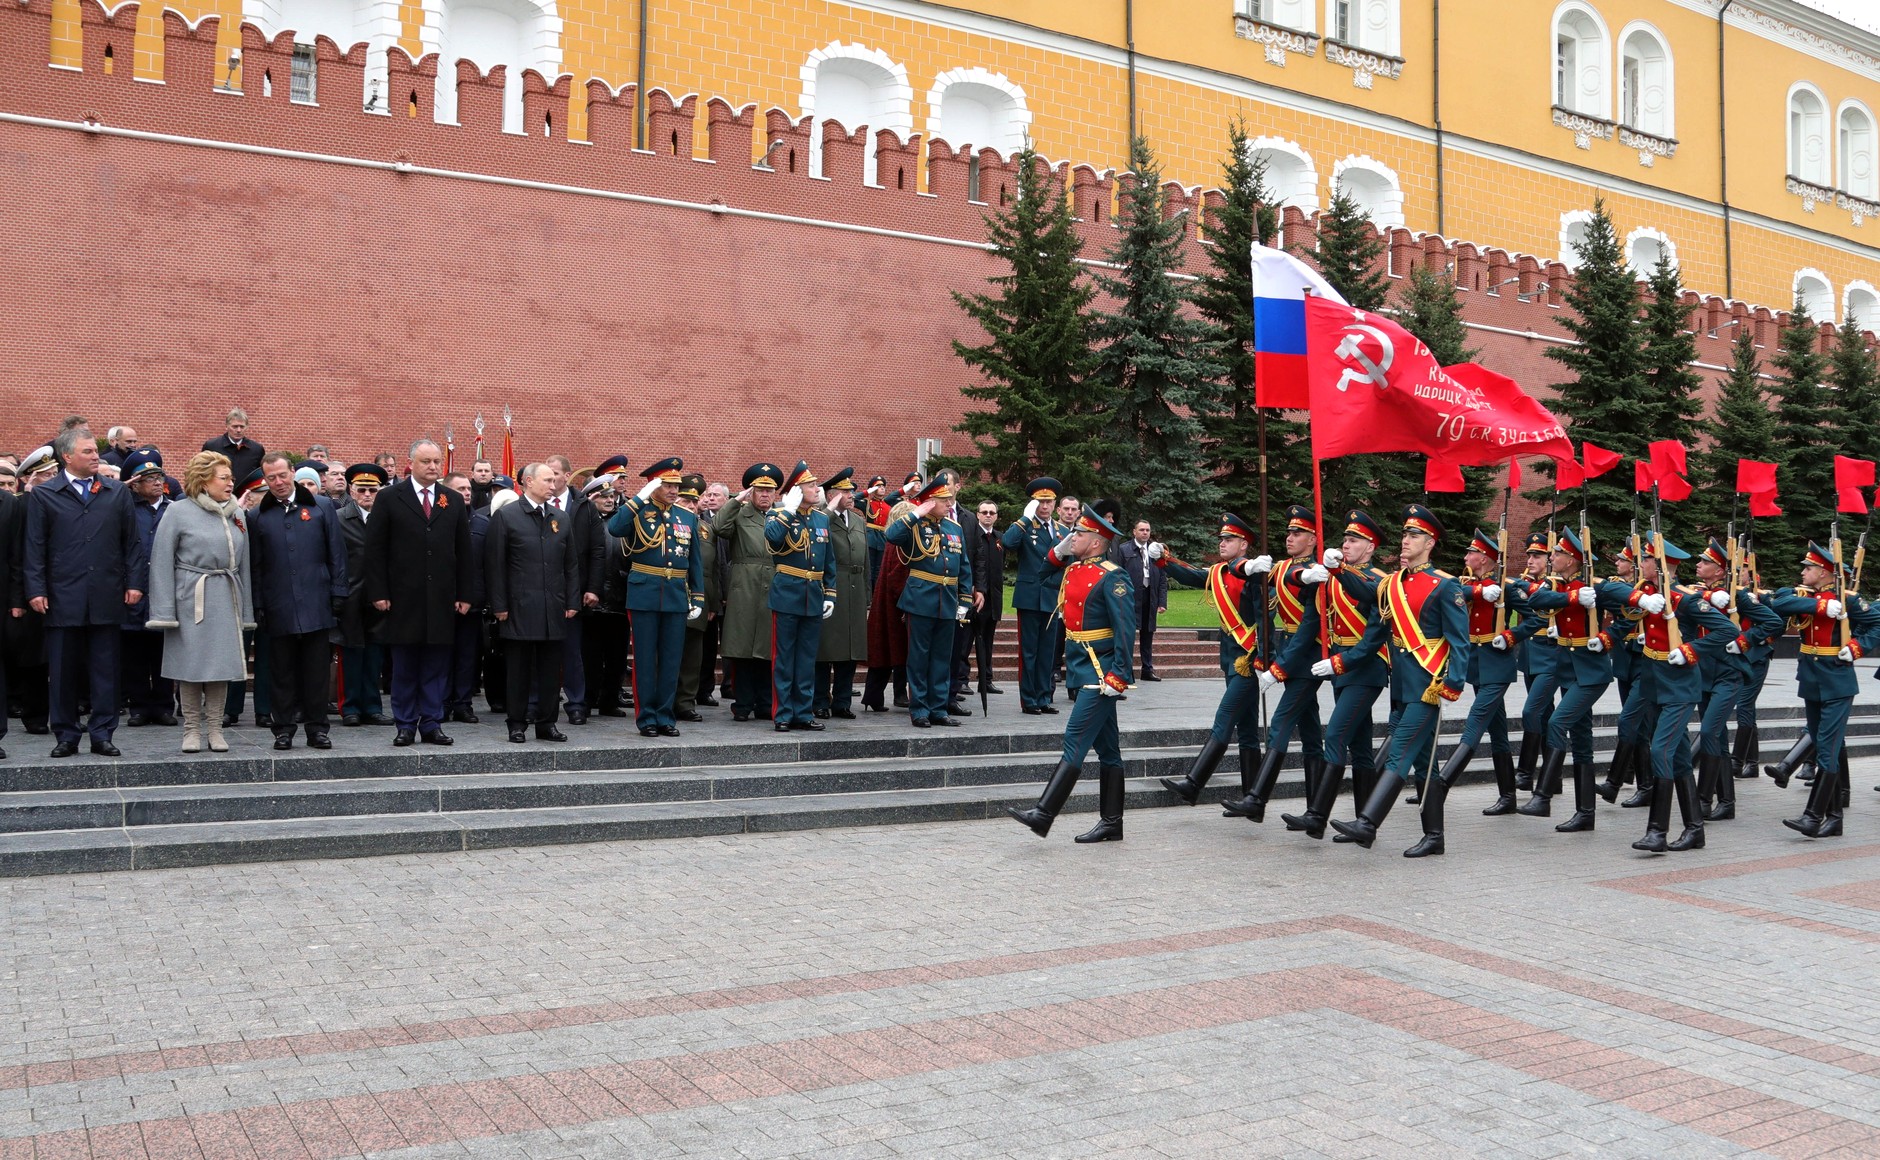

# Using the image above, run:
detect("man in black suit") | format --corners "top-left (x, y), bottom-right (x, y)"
top-left (200, 408), bottom-right (265, 486)
top-left (1115, 520), bottom-right (1168, 681)
top-left (966, 497), bottom-right (1006, 696)
top-left (250, 452), bottom-right (347, 751)
top-left (334, 464), bottom-right (391, 726)
top-left (0, 484), bottom-right (19, 759)
top-left (364, 439), bottom-right (472, 746)
top-left (545, 455), bottom-right (605, 724)
top-left (444, 471), bottom-right (489, 724)
top-left (487, 462), bottom-right (579, 743)
top-left (22, 429), bottom-right (148, 757)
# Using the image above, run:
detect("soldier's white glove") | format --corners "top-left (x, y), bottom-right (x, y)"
top-left (1744, 590), bottom-right (1760, 604)
top-left (1481, 583), bottom-right (1502, 604)
top-left (1100, 679), bottom-right (1125, 697)
top-left (1726, 638), bottom-right (1741, 654)
top-left (781, 487), bottom-right (803, 513)
top-left (1310, 658), bottom-right (1336, 678)
top-left (1577, 586), bottom-right (1597, 609)
top-left (1259, 669), bottom-right (1280, 690)
top-left (1300, 564), bottom-right (1330, 585)
top-left (1827, 598), bottom-right (1846, 620)
top-left (1052, 534), bottom-right (1077, 560)
top-left (1667, 649), bottom-right (1687, 666)
top-left (636, 475), bottom-right (660, 501)
top-left (1708, 589), bottom-right (1730, 610)
top-left (1490, 634), bottom-right (1510, 651)
top-left (1637, 593), bottom-right (1667, 614)
top-left (687, 605), bottom-right (702, 621)
top-left (821, 599), bottom-right (835, 620)
top-left (956, 605), bottom-right (970, 624)
top-left (1322, 548), bottom-right (1343, 568)
top-left (1247, 554), bottom-right (1274, 574)
top-left (1022, 499), bottom-right (1040, 522)
top-left (1545, 623), bottom-right (1558, 638)
top-left (1147, 542), bottom-right (1164, 561)
top-left (1840, 645), bottom-right (1856, 662)
top-left (1586, 636), bottom-right (1604, 653)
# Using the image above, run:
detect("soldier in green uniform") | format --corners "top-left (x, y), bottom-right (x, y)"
top-left (716, 463), bottom-right (782, 721)
top-left (815, 468), bottom-right (870, 720)
top-left (1001, 477), bottom-right (1068, 716)
top-left (884, 477), bottom-right (975, 728)
top-left (765, 461), bottom-right (836, 732)
top-left (1006, 506), bottom-right (1136, 842)
top-left (674, 473), bottom-right (720, 722)
top-left (607, 456), bottom-right (703, 737)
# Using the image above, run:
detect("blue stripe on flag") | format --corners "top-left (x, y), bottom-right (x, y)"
top-left (1253, 296), bottom-right (1308, 356)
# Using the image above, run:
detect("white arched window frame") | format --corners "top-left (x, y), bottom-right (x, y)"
top-left (1559, 209), bottom-right (1595, 269)
top-left (244, 0), bottom-right (403, 107)
top-left (1844, 281), bottom-right (1879, 330)
top-left (1789, 82), bottom-right (1831, 185)
top-left (1331, 155), bottom-right (1404, 229)
top-left (1250, 0), bottom-right (1314, 32)
top-left (925, 68), bottom-right (1031, 157)
top-left (1624, 226), bottom-right (1676, 276)
top-left (1248, 136), bottom-right (1319, 212)
top-left (1838, 99), bottom-right (1876, 198)
top-left (1552, 2), bottom-right (1611, 120)
top-left (1795, 268), bottom-right (1834, 323)
top-left (420, 0), bottom-right (562, 133)
top-left (1325, 0), bottom-right (1399, 55)
top-left (800, 42), bottom-right (913, 186)
top-left (1616, 21), bottom-right (1673, 137)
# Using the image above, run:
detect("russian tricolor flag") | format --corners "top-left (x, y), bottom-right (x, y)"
top-left (1251, 242), bottom-right (1346, 409)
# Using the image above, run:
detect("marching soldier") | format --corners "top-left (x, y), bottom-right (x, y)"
top-left (1224, 506), bottom-right (1326, 820)
top-left (716, 463), bottom-right (783, 721)
top-left (1422, 528), bottom-right (1530, 827)
top-left (1765, 542), bottom-right (1880, 837)
top-left (609, 457), bottom-right (704, 738)
top-left (1514, 531), bottom-right (1557, 792)
top-left (1002, 477), bottom-right (1069, 716)
top-left (674, 473), bottom-right (720, 721)
top-left (1276, 510), bottom-right (1387, 839)
top-left (815, 468), bottom-right (870, 719)
top-left (1691, 538), bottom-right (1783, 820)
top-left (765, 461), bottom-right (836, 732)
top-left (1729, 544), bottom-right (1776, 782)
top-left (1596, 544), bottom-right (1650, 805)
top-left (1618, 536), bottom-right (1737, 853)
top-left (1326, 505), bottom-right (1468, 849)
top-left (1156, 512), bottom-right (1265, 805)
top-left (1006, 507), bottom-right (1136, 842)
top-left (884, 477), bottom-right (974, 727)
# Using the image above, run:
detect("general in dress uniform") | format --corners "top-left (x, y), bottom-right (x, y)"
top-left (1225, 506), bottom-right (1326, 820)
top-left (1157, 512), bottom-right (1266, 805)
top-left (765, 462), bottom-right (836, 731)
top-left (883, 477), bottom-right (974, 728)
top-left (1001, 477), bottom-right (1069, 715)
top-left (814, 469), bottom-right (871, 720)
top-left (1690, 537), bottom-right (1783, 821)
top-left (1006, 507), bottom-right (1136, 842)
top-left (608, 456), bottom-right (704, 737)
top-left (716, 463), bottom-right (783, 721)
top-left (676, 474), bottom-right (721, 721)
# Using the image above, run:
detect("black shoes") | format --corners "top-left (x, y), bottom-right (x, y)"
top-left (733, 710), bottom-right (752, 722)
top-left (152, 712), bottom-right (178, 726)
top-left (566, 708), bottom-right (590, 725)
top-left (420, 730), bottom-right (452, 746)
top-left (658, 725), bottom-right (681, 737)
top-left (982, 685), bottom-right (1005, 694)
top-left (832, 709), bottom-right (857, 720)
top-left (774, 722), bottom-right (792, 732)
top-left (911, 718), bottom-right (931, 728)
top-left (1162, 736), bottom-right (1230, 806)
top-left (893, 695), bottom-right (910, 708)
top-left (677, 710), bottom-right (704, 722)
top-left (698, 696), bottom-right (721, 707)
top-left (365, 713), bottom-right (395, 727)
top-left (1141, 673), bottom-right (1161, 682)
top-left (341, 714), bottom-right (362, 727)
top-left (50, 740), bottom-right (79, 758)
top-left (814, 708), bottom-right (831, 719)
top-left (307, 732), bottom-right (332, 750)
top-left (947, 702), bottom-right (972, 716)
top-left (789, 721), bottom-right (825, 731)
top-left (127, 714), bottom-right (149, 727)
top-left (596, 706), bottom-right (627, 718)
top-left (508, 728), bottom-right (528, 743)
top-left (274, 735), bottom-right (294, 751)
top-left (450, 707), bottom-right (481, 724)
top-left (90, 740), bottom-right (121, 757)
top-left (393, 729), bottom-right (416, 747)
top-left (1022, 707), bottom-right (1043, 715)
top-left (536, 723), bottom-right (568, 742)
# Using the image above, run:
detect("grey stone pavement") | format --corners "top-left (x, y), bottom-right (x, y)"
top-left (0, 669), bottom-right (1876, 1158)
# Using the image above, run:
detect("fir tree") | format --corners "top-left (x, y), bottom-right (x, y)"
top-left (1637, 251), bottom-right (1705, 545)
top-left (1768, 297), bottom-right (1836, 551)
top-left (1535, 199), bottom-right (1648, 538)
top-left (1313, 190), bottom-right (1423, 530)
top-left (935, 144), bottom-right (1105, 504)
top-left (1393, 265), bottom-right (1495, 541)
top-left (1193, 118), bottom-right (1308, 550)
top-left (1089, 137), bottom-right (1225, 555)
top-left (1689, 328), bottom-right (1774, 539)
top-left (1827, 314), bottom-right (1880, 467)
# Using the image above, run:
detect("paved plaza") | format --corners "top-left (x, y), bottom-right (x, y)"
top-left (1, 672), bottom-right (1877, 1158)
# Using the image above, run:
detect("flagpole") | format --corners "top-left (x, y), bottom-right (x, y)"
top-left (1312, 454), bottom-right (1329, 659)
top-left (1257, 405), bottom-right (1271, 735)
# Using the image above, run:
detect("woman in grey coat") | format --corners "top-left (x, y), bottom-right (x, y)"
top-left (145, 452), bottom-right (255, 752)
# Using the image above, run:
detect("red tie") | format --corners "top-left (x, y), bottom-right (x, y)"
top-left (422, 487), bottom-right (432, 519)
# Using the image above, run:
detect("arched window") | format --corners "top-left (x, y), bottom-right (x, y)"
top-left (245, 0), bottom-right (397, 107)
top-left (927, 68), bottom-right (1030, 156)
top-left (1559, 210), bottom-right (1594, 270)
top-left (1552, 2), bottom-right (1610, 119)
top-left (1332, 156), bottom-right (1404, 229)
top-left (1327, 0), bottom-right (1398, 56)
top-left (1617, 23), bottom-right (1673, 137)
top-left (1625, 227), bottom-right (1675, 276)
top-left (1789, 83), bottom-right (1830, 185)
top-left (1250, 0), bottom-right (1314, 32)
top-left (1795, 269), bottom-right (1834, 323)
top-left (1844, 281), bottom-right (1879, 331)
top-left (1839, 100), bottom-right (1876, 197)
top-left (1249, 137), bottom-right (1319, 212)
top-left (423, 0), bottom-right (561, 133)
top-left (801, 43), bottom-right (912, 185)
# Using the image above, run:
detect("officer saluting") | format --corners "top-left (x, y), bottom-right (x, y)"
top-left (885, 476), bottom-right (974, 728)
top-left (1002, 477), bottom-right (1068, 716)
top-left (765, 461), bottom-right (836, 732)
top-left (609, 456), bottom-right (703, 738)
top-left (1006, 506), bottom-right (1136, 842)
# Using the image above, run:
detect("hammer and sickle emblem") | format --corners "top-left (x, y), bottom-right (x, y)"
top-left (1333, 324), bottom-right (1396, 394)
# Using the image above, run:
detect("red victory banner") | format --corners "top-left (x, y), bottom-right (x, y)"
top-left (1581, 442), bottom-right (1622, 479)
top-left (1735, 459), bottom-right (1777, 494)
top-left (1304, 299), bottom-right (1574, 467)
top-left (1424, 457), bottom-right (1465, 493)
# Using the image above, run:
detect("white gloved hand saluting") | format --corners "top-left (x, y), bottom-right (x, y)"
top-left (1322, 548), bottom-right (1344, 568)
top-left (1053, 535), bottom-right (1078, 560)
top-left (1481, 583), bottom-right (1502, 604)
top-left (1300, 564), bottom-right (1330, 585)
top-left (636, 475), bottom-right (660, 501)
top-left (821, 599), bottom-right (835, 620)
top-left (1709, 589), bottom-right (1731, 610)
top-left (1310, 658), bottom-right (1336, 678)
top-left (1827, 598), bottom-right (1847, 620)
top-left (1023, 498), bottom-right (1040, 522)
top-left (1147, 542), bottom-right (1164, 561)
top-left (1577, 586), bottom-right (1597, 609)
top-left (780, 487), bottom-right (803, 513)
top-left (1638, 593), bottom-right (1667, 615)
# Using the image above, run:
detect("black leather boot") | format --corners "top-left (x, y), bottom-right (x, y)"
top-left (1695, 750), bottom-right (1720, 818)
top-left (1765, 733), bottom-right (1813, 789)
top-left (1518, 749), bottom-right (1564, 817)
top-left (1707, 751), bottom-right (1737, 820)
top-left (1816, 755), bottom-right (1847, 838)
top-left (1406, 772), bottom-right (1450, 857)
top-left (1667, 768), bottom-right (1706, 851)
top-left (1515, 732), bottom-right (1541, 792)
top-left (1482, 749), bottom-right (1517, 815)
top-left (1631, 774), bottom-right (1673, 852)
top-left (1597, 741), bottom-right (1635, 804)
top-left (1331, 770), bottom-right (1404, 848)
top-left (1622, 755), bottom-right (1656, 808)
top-left (1556, 759), bottom-right (1596, 832)
top-left (1074, 765), bottom-right (1125, 843)
top-left (1282, 762), bottom-right (1342, 838)
top-left (1237, 744), bottom-right (1259, 796)
top-left (1223, 745), bottom-right (1284, 820)
top-left (1736, 723), bottom-right (1761, 778)
top-left (1784, 754), bottom-right (1835, 837)
top-left (1007, 761), bottom-right (1081, 838)
top-left (1162, 735), bottom-right (1228, 805)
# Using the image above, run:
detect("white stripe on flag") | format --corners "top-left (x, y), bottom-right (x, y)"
top-left (1250, 242), bottom-right (1348, 305)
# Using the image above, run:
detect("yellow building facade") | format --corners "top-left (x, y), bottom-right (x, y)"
top-left (92, 0), bottom-right (1880, 318)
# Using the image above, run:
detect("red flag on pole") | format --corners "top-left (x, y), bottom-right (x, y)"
top-left (1509, 458), bottom-right (1522, 491)
top-left (1749, 489), bottom-right (1783, 518)
top-left (1555, 455), bottom-right (1585, 490)
top-left (500, 428), bottom-right (515, 482)
top-left (1838, 487), bottom-right (1869, 514)
top-left (1634, 460), bottom-right (1653, 493)
top-left (1735, 459), bottom-right (1778, 494)
top-left (1648, 440), bottom-right (1691, 501)
top-left (1424, 458), bottom-right (1465, 493)
top-left (1581, 443), bottom-right (1621, 478)
top-left (1834, 455), bottom-right (1875, 491)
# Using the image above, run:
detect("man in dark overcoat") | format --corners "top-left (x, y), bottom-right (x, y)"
top-left (250, 452), bottom-right (347, 750)
top-left (487, 462), bottom-right (580, 742)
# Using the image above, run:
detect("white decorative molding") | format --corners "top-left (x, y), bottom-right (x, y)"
top-left (1625, 225), bottom-right (1677, 273)
top-left (1736, 6), bottom-right (1880, 78)
top-left (1235, 15), bottom-right (1320, 66)
top-left (1618, 126), bottom-right (1678, 158)
top-left (1559, 210), bottom-right (1596, 269)
top-left (1553, 107), bottom-right (1615, 141)
top-left (1331, 153), bottom-right (1405, 228)
top-left (1836, 190), bottom-right (1879, 225)
top-left (1324, 40), bottom-right (1402, 81)
top-left (1795, 267), bottom-right (1835, 320)
top-left (1788, 174), bottom-right (1836, 211)
top-left (1247, 135), bottom-right (1320, 212)
top-left (924, 66), bottom-right (1031, 153)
